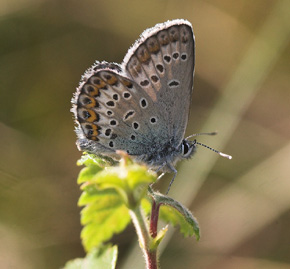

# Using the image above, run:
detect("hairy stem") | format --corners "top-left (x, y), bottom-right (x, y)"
top-left (150, 200), bottom-right (161, 238)
top-left (129, 206), bottom-right (158, 269)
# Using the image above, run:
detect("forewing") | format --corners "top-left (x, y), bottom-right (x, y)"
top-left (123, 19), bottom-right (195, 147)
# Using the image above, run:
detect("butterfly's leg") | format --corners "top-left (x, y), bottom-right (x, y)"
top-left (149, 164), bottom-right (166, 191)
top-left (157, 172), bottom-right (165, 182)
top-left (155, 164), bottom-right (165, 174)
top-left (166, 164), bottom-right (177, 195)
top-left (150, 164), bottom-right (165, 186)
top-left (155, 163), bottom-right (166, 182)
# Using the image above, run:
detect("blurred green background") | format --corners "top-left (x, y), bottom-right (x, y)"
top-left (1, 0), bottom-right (289, 268)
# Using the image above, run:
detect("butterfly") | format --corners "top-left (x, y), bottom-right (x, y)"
top-left (71, 19), bottom-right (231, 192)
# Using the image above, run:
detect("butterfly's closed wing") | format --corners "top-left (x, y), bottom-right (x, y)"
top-left (123, 19), bottom-right (195, 148)
top-left (72, 62), bottom-right (161, 158)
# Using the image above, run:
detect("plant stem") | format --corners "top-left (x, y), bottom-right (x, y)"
top-left (129, 206), bottom-right (158, 269)
top-left (150, 200), bottom-right (160, 238)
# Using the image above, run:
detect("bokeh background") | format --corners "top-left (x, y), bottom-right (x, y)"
top-left (1, 0), bottom-right (289, 268)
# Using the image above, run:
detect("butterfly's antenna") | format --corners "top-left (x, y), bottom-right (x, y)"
top-left (193, 140), bottom-right (232, 159)
top-left (186, 131), bottom-right (217, 139)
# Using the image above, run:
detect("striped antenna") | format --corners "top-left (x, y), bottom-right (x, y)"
top-left (194, 140), bottom-right (232, 159)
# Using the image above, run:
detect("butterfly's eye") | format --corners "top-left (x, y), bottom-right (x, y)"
top-left (181, 140), bottom-right (193, 158)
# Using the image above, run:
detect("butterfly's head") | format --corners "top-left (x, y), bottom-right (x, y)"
top-left (180, 139), bottom-right (197, 160)
top-left (183, 132), bottom-right (233, 160)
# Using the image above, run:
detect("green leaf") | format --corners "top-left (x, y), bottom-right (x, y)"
top-left (148, 187), bottom-right (200, 240)
top-left (89, 168), bottom-right (129, 202)
top-left (77, 153), bottom-right (113, 184)
top-left (77, 153), bottom-right (117, 167)
top-left (77, 164), bottom-right (103, 184)
top-left (141, 197), bottom-right (152, 215)
top-left (76, 153), bottom-right (158, 251)
top-left (151, 226), bottom-right (168, 250)
top-left (159, 205), bottom-right (199, 239)
top-left (80, 188), bottom-right (131, 251)
top-left (78, 188), bottom-right (117, 207)
top-left (95, 164), bottom-right (155, 191)
top-left (89, 163), bottom-right (156, 208)
top-left (125, 164), bottom-right (156, 190)
top-left (63, 245), bottom-right (118, 269)
top-left (77, 153), bottom-right (156, 251)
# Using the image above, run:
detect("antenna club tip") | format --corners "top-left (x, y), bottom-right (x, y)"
top-left (219, 152), bottom-right (232, 159)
